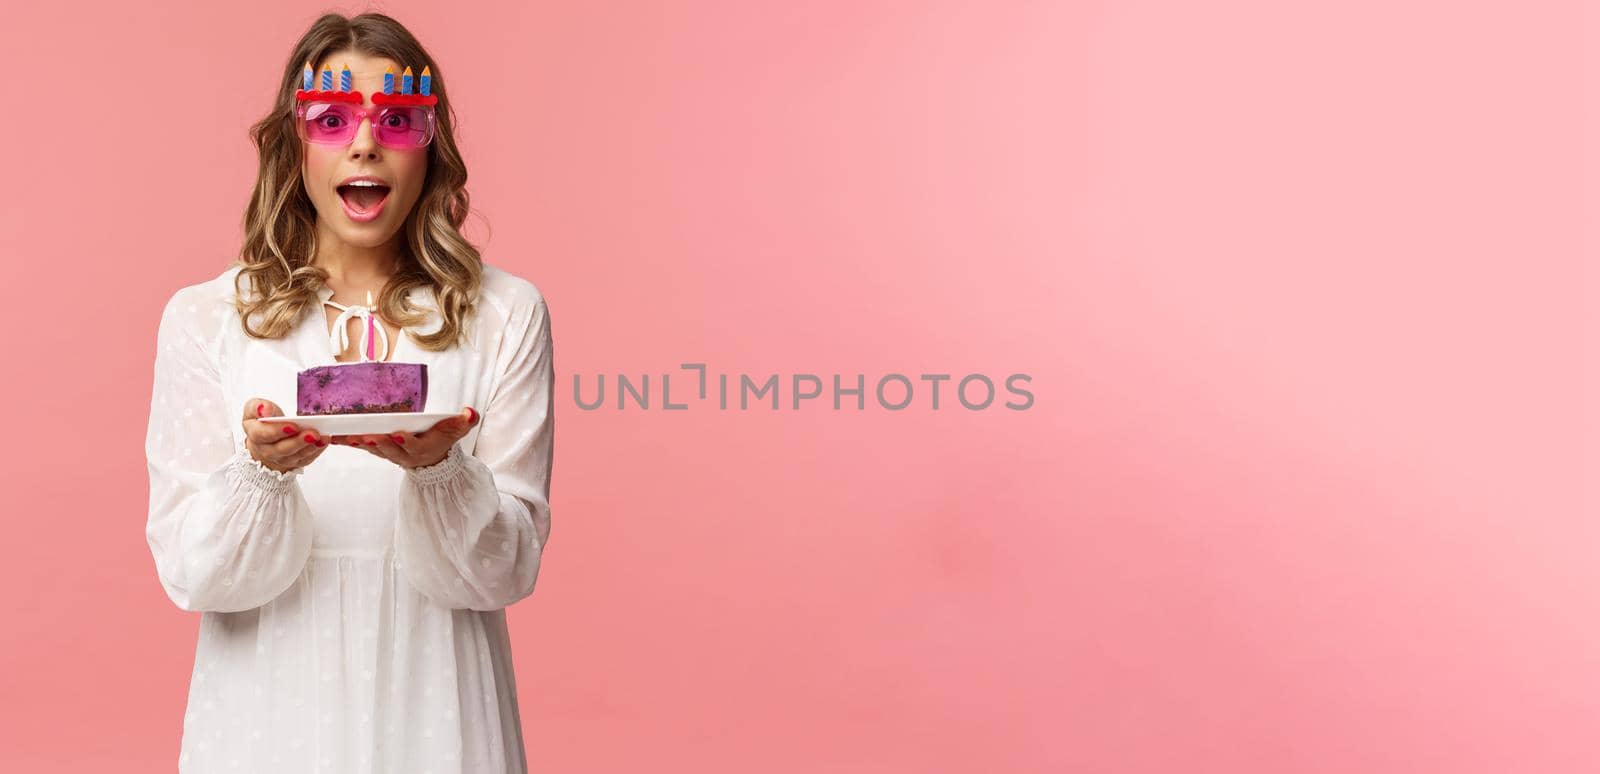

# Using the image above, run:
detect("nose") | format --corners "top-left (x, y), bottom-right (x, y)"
top-left (349, 115), bottom-right (380, 160)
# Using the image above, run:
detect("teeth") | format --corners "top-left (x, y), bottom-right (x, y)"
top-left (344, 180), bottom-right (385, 187)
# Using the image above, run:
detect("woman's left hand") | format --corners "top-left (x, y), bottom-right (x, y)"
top-left (329, 406), bottom-right (480, 469)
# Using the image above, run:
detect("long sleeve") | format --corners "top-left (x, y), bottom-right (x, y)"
top-left (395, 292), bottom-right (555, 611)
top-left (144, 286), bottom-right (315, 613)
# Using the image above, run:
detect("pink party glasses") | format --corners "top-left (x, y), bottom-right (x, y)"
top-left (295, 100), bottom-right (437, 150)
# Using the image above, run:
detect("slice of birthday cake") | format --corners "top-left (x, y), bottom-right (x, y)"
top-left (297, 362), bottom-right (428, 415)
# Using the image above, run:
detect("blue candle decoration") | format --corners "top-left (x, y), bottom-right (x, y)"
top-left (339, 63), bottom-right (351, 92)
top-left (419, 66), bottom-right (432, 96)
top-left (383, 66), bottom-right (394, 94)
top-left (320, 67), bottom-right (332, 91)
top-left (302, 63), bottom-right (313, 91)
top-left (401, 66), bottom-right (413, 95)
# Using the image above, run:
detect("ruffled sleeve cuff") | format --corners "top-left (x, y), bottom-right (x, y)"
top-left (225, 445), bottom-right (301, 494)
top-left (404, 443), bottom-right (467, 486)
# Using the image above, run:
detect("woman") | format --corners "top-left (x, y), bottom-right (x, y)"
top-left (144, 12), bottom-right (553, 773)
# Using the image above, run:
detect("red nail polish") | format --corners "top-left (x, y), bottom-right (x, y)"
top-left (283, 426), bottom-right (297, 435)
top-left (393, 435), bottom-right (405, 445)
top-left (304, 433), bottom-right (316, 443)
top-left (366, 441), bottom-right (377, 446)
top-left (466, 407), bottom-right (477, 424)
top-left (256, 403), bottom-right (265, 418)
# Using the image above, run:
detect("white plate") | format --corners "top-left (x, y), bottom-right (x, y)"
top-left (259, 411), bottom-right (460, 435)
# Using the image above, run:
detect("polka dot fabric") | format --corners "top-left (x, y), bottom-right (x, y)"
top-left (144, 263), bottom-right (554, 773)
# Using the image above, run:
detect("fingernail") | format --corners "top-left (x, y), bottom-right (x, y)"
top-left (315, 440), bottom-right (326, 447)
top-left (283, 426), bottom-right (297, 435)
top-left (466, 407), bottom-right (477, 424)
top-left (256, 403), bottom-right (265, 418)
top-left (366, 440), bottom-right (377, 446)
top-left (392, 435), bottom-right (405, 445)
top-left (304, 433), bottom-right (316, 443)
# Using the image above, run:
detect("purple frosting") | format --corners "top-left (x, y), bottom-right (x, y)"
top-left (296, 362), bottom-right (428, 415)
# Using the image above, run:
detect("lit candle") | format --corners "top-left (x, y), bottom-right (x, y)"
top-left (383, 66), bottom-right (394, 94)
top-left (339, 63), bottom-right (351, 92)
top-left (401, 66), bottom-right (413, 95)
top-left (365, 290), bottom-right (376, 361)
top-left (320, 67), bottom-right (332, 91)
top-left (302, 63), bottom-right (313, 90)
top-left (419, 66), bottom-right (431, 96)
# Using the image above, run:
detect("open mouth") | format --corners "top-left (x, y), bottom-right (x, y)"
top-left (336, 183), bottom-right (391, 222)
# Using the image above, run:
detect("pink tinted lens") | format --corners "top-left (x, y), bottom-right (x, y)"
top-left (300, 103), bottom-right (358, 144)
top-left (372, 106), bottom-right (434, 148)
top-left (299, 103), bottom-right (435, 148)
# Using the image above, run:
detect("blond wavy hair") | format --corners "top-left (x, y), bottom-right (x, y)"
top-left (234, 12), bottom-right (480, 350)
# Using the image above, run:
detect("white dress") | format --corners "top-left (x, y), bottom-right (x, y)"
top-left (144, 262), bottom-right (555, 774)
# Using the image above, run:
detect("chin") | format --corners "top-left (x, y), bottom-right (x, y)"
top-left (334, 224), bottom-right (403, 248)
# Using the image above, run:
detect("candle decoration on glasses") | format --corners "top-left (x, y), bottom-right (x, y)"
top-left (366, 65), bottom-right (432, 107)
top-left (296, 62), bottom-right (436, 107)
top-left (371, 64), bottom-right (438, 107)
top-left (296, 61), bottom-right (363, 104)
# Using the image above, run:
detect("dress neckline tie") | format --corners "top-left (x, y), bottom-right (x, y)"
top-left (323, 299), bottom-right (391, 363)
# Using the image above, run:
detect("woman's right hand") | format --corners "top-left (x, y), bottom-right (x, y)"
top-left (243, 398), bottom-right (328, 473)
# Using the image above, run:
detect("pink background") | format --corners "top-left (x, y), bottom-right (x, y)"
top-left (1, 1), bottom-right (1593, 772)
